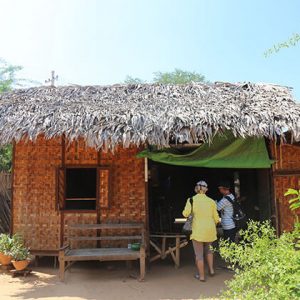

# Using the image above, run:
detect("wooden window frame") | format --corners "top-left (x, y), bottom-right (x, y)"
top-left (56, 164), bottom-right (111, 213)
top-left (97, 166), bottom-right (112, 209)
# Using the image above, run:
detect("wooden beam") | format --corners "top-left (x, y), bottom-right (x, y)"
top-left (10, 141), bottom-right (16, 235)
top-left (69, 223), bottom-right (144, 230)
top-left (273, 169), bottom-right (300, 176)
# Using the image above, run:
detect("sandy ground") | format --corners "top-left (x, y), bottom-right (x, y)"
top-left (0, 248), bottom-right (232, 300)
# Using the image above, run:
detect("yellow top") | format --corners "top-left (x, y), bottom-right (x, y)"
top-left (182, 193), bottom-right (220, 242)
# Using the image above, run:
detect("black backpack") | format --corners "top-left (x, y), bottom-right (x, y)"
top-left (225, 196), bottom-right (247, 229)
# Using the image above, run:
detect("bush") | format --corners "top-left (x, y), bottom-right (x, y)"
top-left (218, 220), bottom-right (300, 300)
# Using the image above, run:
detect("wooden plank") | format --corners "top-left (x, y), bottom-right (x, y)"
top-left (273, 169), bottom-right (300, 176)
top-left (168, 246), bottom-right (176, 265)
top-left (150, 234), bottom-right (186, 238)
top-left (69, 223), bottom-right (144, 230)
top-left (31, 250), bottom-right (59, 257)
top-left (161, 237), bottom-right (166, 259)
top-left (150, 240), bottom-right (188, 264)
top-left (66, 248), bottom-right (140, 257)
top-left (66, 198), bottom-right (97, 201)
top-left (69, 235), bottom-right (142, 241)
top-left (149, 240), bottom-right (161, 255)
top-left (62, 210), bottom-right (96, 214)
top-left (139, 246), bottom-right (146, 281)
top-left (175, 236), bottom-right (180, 268)
top-left (10, 142), bottom-right (16, 235)
top-left (64, 248), bottom-right (140, 261)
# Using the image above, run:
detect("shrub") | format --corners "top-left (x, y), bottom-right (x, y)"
top-left (218, 220), bottom-right (300, 300)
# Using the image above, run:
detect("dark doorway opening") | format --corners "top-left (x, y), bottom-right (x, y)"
top-left (148, 161), bottom-right (272, 233)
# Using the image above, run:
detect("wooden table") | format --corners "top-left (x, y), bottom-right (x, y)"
top-left (149, 233), bottom-right (188, 268)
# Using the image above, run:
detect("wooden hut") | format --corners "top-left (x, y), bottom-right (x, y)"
top-left (0, 82), bottom-right (299, 257)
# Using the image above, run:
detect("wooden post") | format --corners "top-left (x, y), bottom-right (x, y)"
top-left (59, 252), bottom-right (65, 282)
top-left (175, 236), bottom-right (180, 268)
top-left (139, 246), bottom-right (146, 281)
top-left (161, 237), bottom-right (166, 259)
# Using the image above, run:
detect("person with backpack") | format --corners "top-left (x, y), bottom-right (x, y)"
top-left (182, 180), bottom-right (220, 282)
top-left (217, 181), bottom-right (237, 243)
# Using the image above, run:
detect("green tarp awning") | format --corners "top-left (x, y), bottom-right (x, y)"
top-left (138, 134), bottom-right (273, 169)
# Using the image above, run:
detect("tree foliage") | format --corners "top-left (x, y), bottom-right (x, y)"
top-left (124, 75), bottom-right (145, 84)
top-left (0, 59), bottom-right (22, 93)
top-left (124, 68), bottom-right (207, 84)
top-left (0, 145), bottom-right (12, 172)
top-left (264, 33), bottom-right (300, 57)
top-left (153, 68), bottom-right (206, 84)
top-left (0, 59), bottom-right (21, 172)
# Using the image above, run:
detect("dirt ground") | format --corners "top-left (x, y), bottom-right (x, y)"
top-left (0, 249), bottom-right (232, 300)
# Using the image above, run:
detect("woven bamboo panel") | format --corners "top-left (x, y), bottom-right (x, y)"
top-left (63, 213), bottom-right (97, 248)
top-left (65, 139), bottom-right (98, 165)
top-left (99, 147), bottom-right (146, 247)
top-left (274, 176), bottom-right (300, 232)
top-left (13, 136), bottom-right (62, 250)
top-left (13, 136), bottom-right (146, 251)
top-left (271, 143), bottom-right (300, 171)
top-left (99, 147), bottom-right (146, 224)
top-left (268, 142), bottom-right (300, 232)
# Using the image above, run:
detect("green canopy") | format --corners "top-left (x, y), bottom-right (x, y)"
top-left (138, 134), bottom-right (273, 169)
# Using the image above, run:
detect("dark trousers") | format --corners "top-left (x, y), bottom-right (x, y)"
top-left (223, 228), bottom-right (236, 243)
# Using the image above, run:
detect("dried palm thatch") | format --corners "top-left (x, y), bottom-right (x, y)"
top-left (0, 82), bottom-right (299, 150)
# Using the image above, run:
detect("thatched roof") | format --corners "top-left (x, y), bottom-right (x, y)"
top-left (0, 82), bottom-right (299, 150)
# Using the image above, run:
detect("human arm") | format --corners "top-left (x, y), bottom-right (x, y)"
top-left (217, 197), bottom-right (227, 211)
top-left (213, 202), bottom-right (221, 224)
top-left (182, 198), bottom-right (192, 217)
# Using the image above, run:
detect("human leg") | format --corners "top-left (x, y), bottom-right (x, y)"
top-left (204, 242), bottom-right (214, 275)
top-left (192, 240), bottom-right (205, 281)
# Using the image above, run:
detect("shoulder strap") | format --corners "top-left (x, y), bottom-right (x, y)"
top-left (225, 195), bottom-right (234, 205)
top-left (189, 197), bottom-right (193, 213)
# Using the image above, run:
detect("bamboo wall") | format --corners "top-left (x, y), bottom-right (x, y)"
top-left (271, 142), bottom-right (300, 232)
top-left (12, 136), bottom-right (146, 252)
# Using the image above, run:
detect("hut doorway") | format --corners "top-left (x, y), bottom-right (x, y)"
top-left (148, 161), bottom-right (272, 233)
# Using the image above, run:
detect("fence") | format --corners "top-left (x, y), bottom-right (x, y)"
top-left (0, 172), bottom-right (11, 233)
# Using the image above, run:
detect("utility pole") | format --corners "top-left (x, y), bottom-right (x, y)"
top-left (45, 70), bottom-right (58, 87)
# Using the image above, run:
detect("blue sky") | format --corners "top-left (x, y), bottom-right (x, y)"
top-left (1, 0), bottom-right (300, 98)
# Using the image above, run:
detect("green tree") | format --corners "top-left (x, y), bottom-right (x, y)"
top-left (124, 68), bottom-right (207, 84)
top-left (0, 58), bottom-right (22, 93)
top-left (0, 59), bottom-right (22, 172)
top-left (153, 68), bottom-right (206, 84)
top-left (124, 75), bottom-right (145, 84)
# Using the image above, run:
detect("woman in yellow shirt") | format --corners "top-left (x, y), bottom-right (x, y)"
top-left (182, 180), bottom-right (220, 282)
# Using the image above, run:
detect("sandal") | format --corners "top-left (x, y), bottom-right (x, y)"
top-left (194, 274), bottom-right (206, 282)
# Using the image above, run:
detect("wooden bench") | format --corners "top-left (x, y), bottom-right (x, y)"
top-left (59, 223), bottom-right (146, 282)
